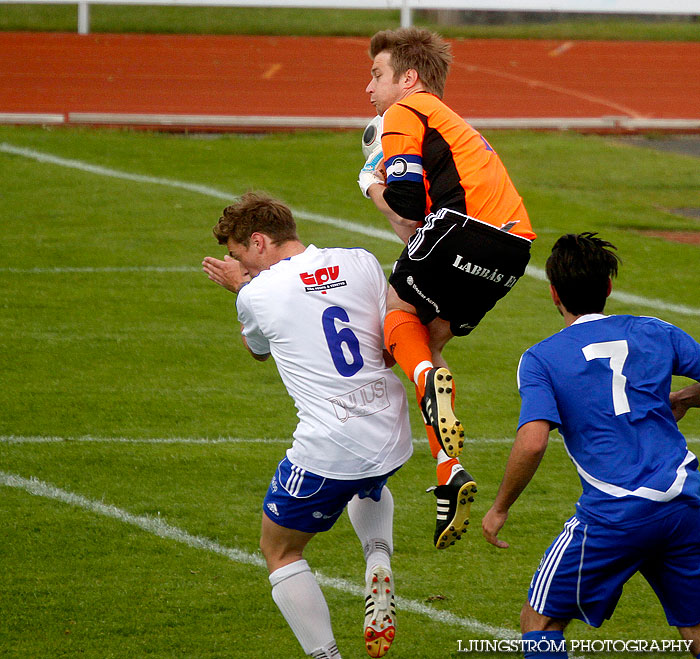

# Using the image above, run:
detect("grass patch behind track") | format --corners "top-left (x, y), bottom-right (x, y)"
top-left (1, 6), bottom-right (699, 40)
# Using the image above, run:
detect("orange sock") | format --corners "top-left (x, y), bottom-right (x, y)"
top-left (384, 310), bottom-right (433, 397)
top-left (436, 458), bottom-right (461, 486)
top-left (415, 378), bottom-right (462, 485)
top-left (415, 387), bottom-right (442, 458)
top-left (425, 418), bottom-right (462, 485)
top-left (437, 381), bottom-right (463, 484)
top-left (424, 423), bottom-right (442, 459)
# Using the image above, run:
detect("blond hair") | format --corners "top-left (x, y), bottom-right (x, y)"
top-left (369, 27), bottom-right (452, 98)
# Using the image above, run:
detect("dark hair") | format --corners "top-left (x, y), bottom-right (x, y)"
top-left (545, 232), bottom-right (621, 315)
top-left (369, 27), bottom-right (452, 98)
top-left (213, 191), bottom-right (299, 247)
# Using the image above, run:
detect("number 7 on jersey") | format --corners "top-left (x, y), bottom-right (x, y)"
top-left (581, 340), bottom-right (631, 416)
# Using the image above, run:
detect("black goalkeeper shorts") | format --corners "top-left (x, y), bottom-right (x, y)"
top-left (389, 209), bottom-right (532, 336)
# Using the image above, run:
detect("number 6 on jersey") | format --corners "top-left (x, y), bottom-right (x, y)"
top-left (322, 306), bottom-right (365, 377)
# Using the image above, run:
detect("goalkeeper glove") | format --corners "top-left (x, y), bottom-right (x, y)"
top-left (358, 168), bottom-right (384, 198)
top-left (358, 145), bottom-right (384, 198)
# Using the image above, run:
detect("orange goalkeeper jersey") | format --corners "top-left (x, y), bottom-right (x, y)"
top-left (382, 91), bottom-right (535, 241)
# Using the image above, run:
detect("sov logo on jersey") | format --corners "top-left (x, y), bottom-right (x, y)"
top-left (300, 266), bottom-right (347, 294)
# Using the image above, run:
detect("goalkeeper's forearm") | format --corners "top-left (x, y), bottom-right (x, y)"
top-left (367, 185), bottom-right (418, 244)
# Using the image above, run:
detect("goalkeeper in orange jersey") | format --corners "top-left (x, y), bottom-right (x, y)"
top-left (358, 27), bottom-right (536, 550)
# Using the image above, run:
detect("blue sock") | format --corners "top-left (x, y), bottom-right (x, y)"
top-left (522, 630), bottom-right (568, 658)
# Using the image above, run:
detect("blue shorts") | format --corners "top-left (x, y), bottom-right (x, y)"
top-left (262, 456), bottom-right (399, 533)
top-left (528, 504), bottom-right (700, 628)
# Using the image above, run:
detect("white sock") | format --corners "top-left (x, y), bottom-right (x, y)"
top-left (436, 449), bottom-right (450, 464)
top-left (413, 360), bottom-right (433, 387)
top-left (309, 643), bottom-right (342, 659)
top-left (269, 560), bottom-right (340, 657)
top-left (347, 487), bottom-right (394, 582)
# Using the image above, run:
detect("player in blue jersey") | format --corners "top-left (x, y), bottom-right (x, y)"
top-left (482, 232), bottom-right (700, 658)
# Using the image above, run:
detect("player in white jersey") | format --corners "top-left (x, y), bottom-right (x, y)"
top-left (202, 192), bottom-right (412, 659)
top-left (482, 233), bottom-right (700, 659)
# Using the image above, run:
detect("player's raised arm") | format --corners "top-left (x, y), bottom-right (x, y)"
top-left (358, 115), bottom-right (419, 245)
top-left (671, 382), bottom-right (700, 422)
top-left (367, 185), bottom-right (419, 245)
top-left (202, 255), bottom-right (251, 293)
top-left (481, 420), bottom-right (550, 549)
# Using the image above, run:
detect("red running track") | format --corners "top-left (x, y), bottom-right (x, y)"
top-left (1, 32), bottom-right (699, 131)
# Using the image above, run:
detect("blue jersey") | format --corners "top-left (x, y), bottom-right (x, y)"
top-left (518, 314), bottom-right (700, 526)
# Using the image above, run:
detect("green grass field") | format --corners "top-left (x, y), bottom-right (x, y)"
top-left (1, 125), bottom-right (699, 658)
top-left (1, 5), bottom-right (699, 40)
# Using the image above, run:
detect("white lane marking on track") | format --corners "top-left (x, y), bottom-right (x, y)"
top-left (0, 470), bottom-right (516, 639)
top-left (453, 61), bottom-right (644, 119)
top-left (262, 63), bottom-right (282, 80)
top-left (548, 41), bottom-right (575, 57)
top-left (1, 141), bottom-right (698, 320)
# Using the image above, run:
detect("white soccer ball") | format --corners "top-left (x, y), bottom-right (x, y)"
top-left (362, 114), bottom-right (384, 160)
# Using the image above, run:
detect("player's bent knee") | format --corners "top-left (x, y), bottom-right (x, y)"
top-left (386, 285), bottom-right (418, 315)
top-left (260, 514), bottom-right (313, 572)
top-left (427, 317), bottom-right (454, 348)
top-left (520, 602), bottom-right (568, 634)
top-left (676, 623), bottom-right (700, 657)
top-left (260, 538), bottom-right (305, 573)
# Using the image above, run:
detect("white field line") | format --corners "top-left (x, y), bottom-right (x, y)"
top-left (0, 266), bottom-right (200, 274)
top-left (2, 435), bottom-right (699, 445)
top-left (0, 142), bottom-right (400, 245)
top-left (4, 263), bottom-right (700, 320)
top-left (0, 435), bottom-right (503, 445)
top-left (0, 469), bottom-right (516, 640)
top-left (0, 435), bottom-right (292, 444)
top-left (525, 266), bottom-right (700, 318)
top-left (2, 141), bottom-right (698, 317)
top-left (0, 264), bottom-right (396, 274)
top-left (3, 148), bottom-right (694, 445)
top-left (0, 435), bottom-right (700, 446)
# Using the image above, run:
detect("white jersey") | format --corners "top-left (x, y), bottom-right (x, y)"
top-left (236, 244), bottom-right (413, 479)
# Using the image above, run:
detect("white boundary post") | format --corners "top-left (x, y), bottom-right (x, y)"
top-left (78, 1), bottom-right (90, 33)
top-left (401, 0), bottom-right (412, 27)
